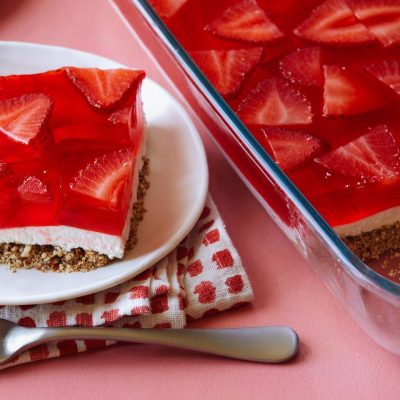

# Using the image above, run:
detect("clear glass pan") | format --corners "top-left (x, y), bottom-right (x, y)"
top-left (111, 0), bottom-right (400, 353)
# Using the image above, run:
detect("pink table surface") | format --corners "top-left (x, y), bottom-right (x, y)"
top-left (0, 1), bottom-right (399, 398)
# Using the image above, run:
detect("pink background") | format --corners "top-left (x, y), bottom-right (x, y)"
top-left (0, 0), bottom-right (399, 398)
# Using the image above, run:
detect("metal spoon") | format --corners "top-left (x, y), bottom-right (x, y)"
top-left (0, 318), bottom-right (298, 364)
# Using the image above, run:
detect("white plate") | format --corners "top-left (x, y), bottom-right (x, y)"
top-left (0, 42), bottom-right (208, 305)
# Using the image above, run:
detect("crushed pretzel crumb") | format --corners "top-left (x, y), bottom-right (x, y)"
top-left (342, 221), bottom-right (400, 262)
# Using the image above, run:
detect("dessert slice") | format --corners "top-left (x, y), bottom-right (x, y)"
top-left (0, 67), bottom-right (147, 271)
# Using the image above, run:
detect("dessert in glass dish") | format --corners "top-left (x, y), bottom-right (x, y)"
top-left (0, 67), bottom-right (147, 271)
top-left (110, 0), bottom-right (400, 354)
top-left (150, 0), bottom-right (400, 264)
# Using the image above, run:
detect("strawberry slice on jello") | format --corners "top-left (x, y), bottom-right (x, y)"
top-left (18, 176), bottom-right (51, 203)
top-left (148, 0), bottom-right (189, 17)
top-left (323, 65), bottom-right (387, 116)
top-left (348, 0), bottom-right (400, 47)
top-left (205, 0), bottom-right (284, 43)
top-left (237, 78), bottom-right (313, 125)
top-left (279, 47), bottom-right (324, 87)
top-left (108, 107), bottom-right (131, 125)
top-left (66, 68), bottom-right (145, 110)
top-left (190, 48), bottom-right (263, 97)
top-left (366, 61), bottom-right (400, 96)
top-left (0, 93), bottom-right (52, 145)
top-left (263, 127), bottom-right (325, 171)
top-left (70, 148), bottom-right (133, 208)
top-left (294, 0), bottom-right (376, 46)
top-left (315, 125), bottom-right (400, 184)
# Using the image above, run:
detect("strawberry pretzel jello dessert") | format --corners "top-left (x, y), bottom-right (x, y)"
top-left (0, 67), bottom-right (148, 271)
top-left (150, 0), bottom-right (400, 261)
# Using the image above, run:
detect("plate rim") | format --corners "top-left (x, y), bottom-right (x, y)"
top-left (0, 41), bottom-right (209, 305)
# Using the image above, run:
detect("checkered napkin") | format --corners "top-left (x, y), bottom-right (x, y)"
top-left (0, 196), bottom-right (253, 370)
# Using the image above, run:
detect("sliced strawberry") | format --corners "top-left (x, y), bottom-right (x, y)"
top-left (237, 78), bottom-right (313, 125)
top-left (108, 107), bottom-right (130, 124)
top-left (190, 48), bottom-right (263, 97)
top-left (0, 93), bottom-right (52, 145)
top-left (323, 65), bottom-right (387, 116)
top-left (315, 125), bottom-right (400, 184)
top-left (279, 47), bottom-right (323, 87)
top-left (366, 61), bottom-right (400, 96)
top-left (148, 0), bottom-right (189, 17)
top-left (18, 176), bottom-right (50, 202)
top-left (263, 128), bottom-right (325, 171)
top-left (70, 148), bottom-right (133, 207)
top-left (294, 0), bottom-right (376, 45)
top-left (205, 0), bottom-right (284, 43)
top-left (66, 68), bottom-right (145, 110)
top-left (348, 0), bottom-right (400, 47)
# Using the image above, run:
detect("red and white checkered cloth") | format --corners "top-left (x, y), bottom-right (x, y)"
top-left (0, 196), bottom-right (253, 370)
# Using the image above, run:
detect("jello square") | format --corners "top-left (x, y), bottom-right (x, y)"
top-left (151, 0), bottom-right (400, 262)
top-left (0, 67), bottom-right (147, 271)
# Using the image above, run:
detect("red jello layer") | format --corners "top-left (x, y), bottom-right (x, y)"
top-left (0, 68), bottom-right (145, 235)
top-left (154, 0), bottom-right (400, 228)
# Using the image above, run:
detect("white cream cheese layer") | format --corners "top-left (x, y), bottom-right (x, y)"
top-left (334, 206), bottom-right (400, 237)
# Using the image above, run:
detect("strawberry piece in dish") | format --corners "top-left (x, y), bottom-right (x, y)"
top-left (237, 78), bottom-right (313, 126)
top-left (322, 65), bottom-right (388, 116)
top-left (315, 125), bottom-right (400, 185)
top-left (148, 0), bottom-right (189, 18)
top-left (294, 0), bottom-right (376, 46)
top-left (279, 47), bottom-right (324, 87)
top-left (366, 61), bottom-right (400, 97)
top-left (190, 48), bottom-right (263, 97)
top-left (205, 0), bottom-right (284, 44)
top-left (263, 127), bottom-right (326, 172)
top-left (348, 0), bottom-right (400, 47)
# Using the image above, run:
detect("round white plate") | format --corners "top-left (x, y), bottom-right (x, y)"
top-left (0, 42), bottom-right (208, 305)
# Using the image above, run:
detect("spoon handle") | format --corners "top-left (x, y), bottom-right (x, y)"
top-left (36, 326), bottom-right (299, 363)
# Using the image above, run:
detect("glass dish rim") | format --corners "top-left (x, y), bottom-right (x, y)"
top-left (134, 0), bottom-right (400, 297)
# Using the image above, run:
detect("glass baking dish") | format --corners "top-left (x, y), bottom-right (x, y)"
top-left (111, 0), bottom-right (400, 353)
